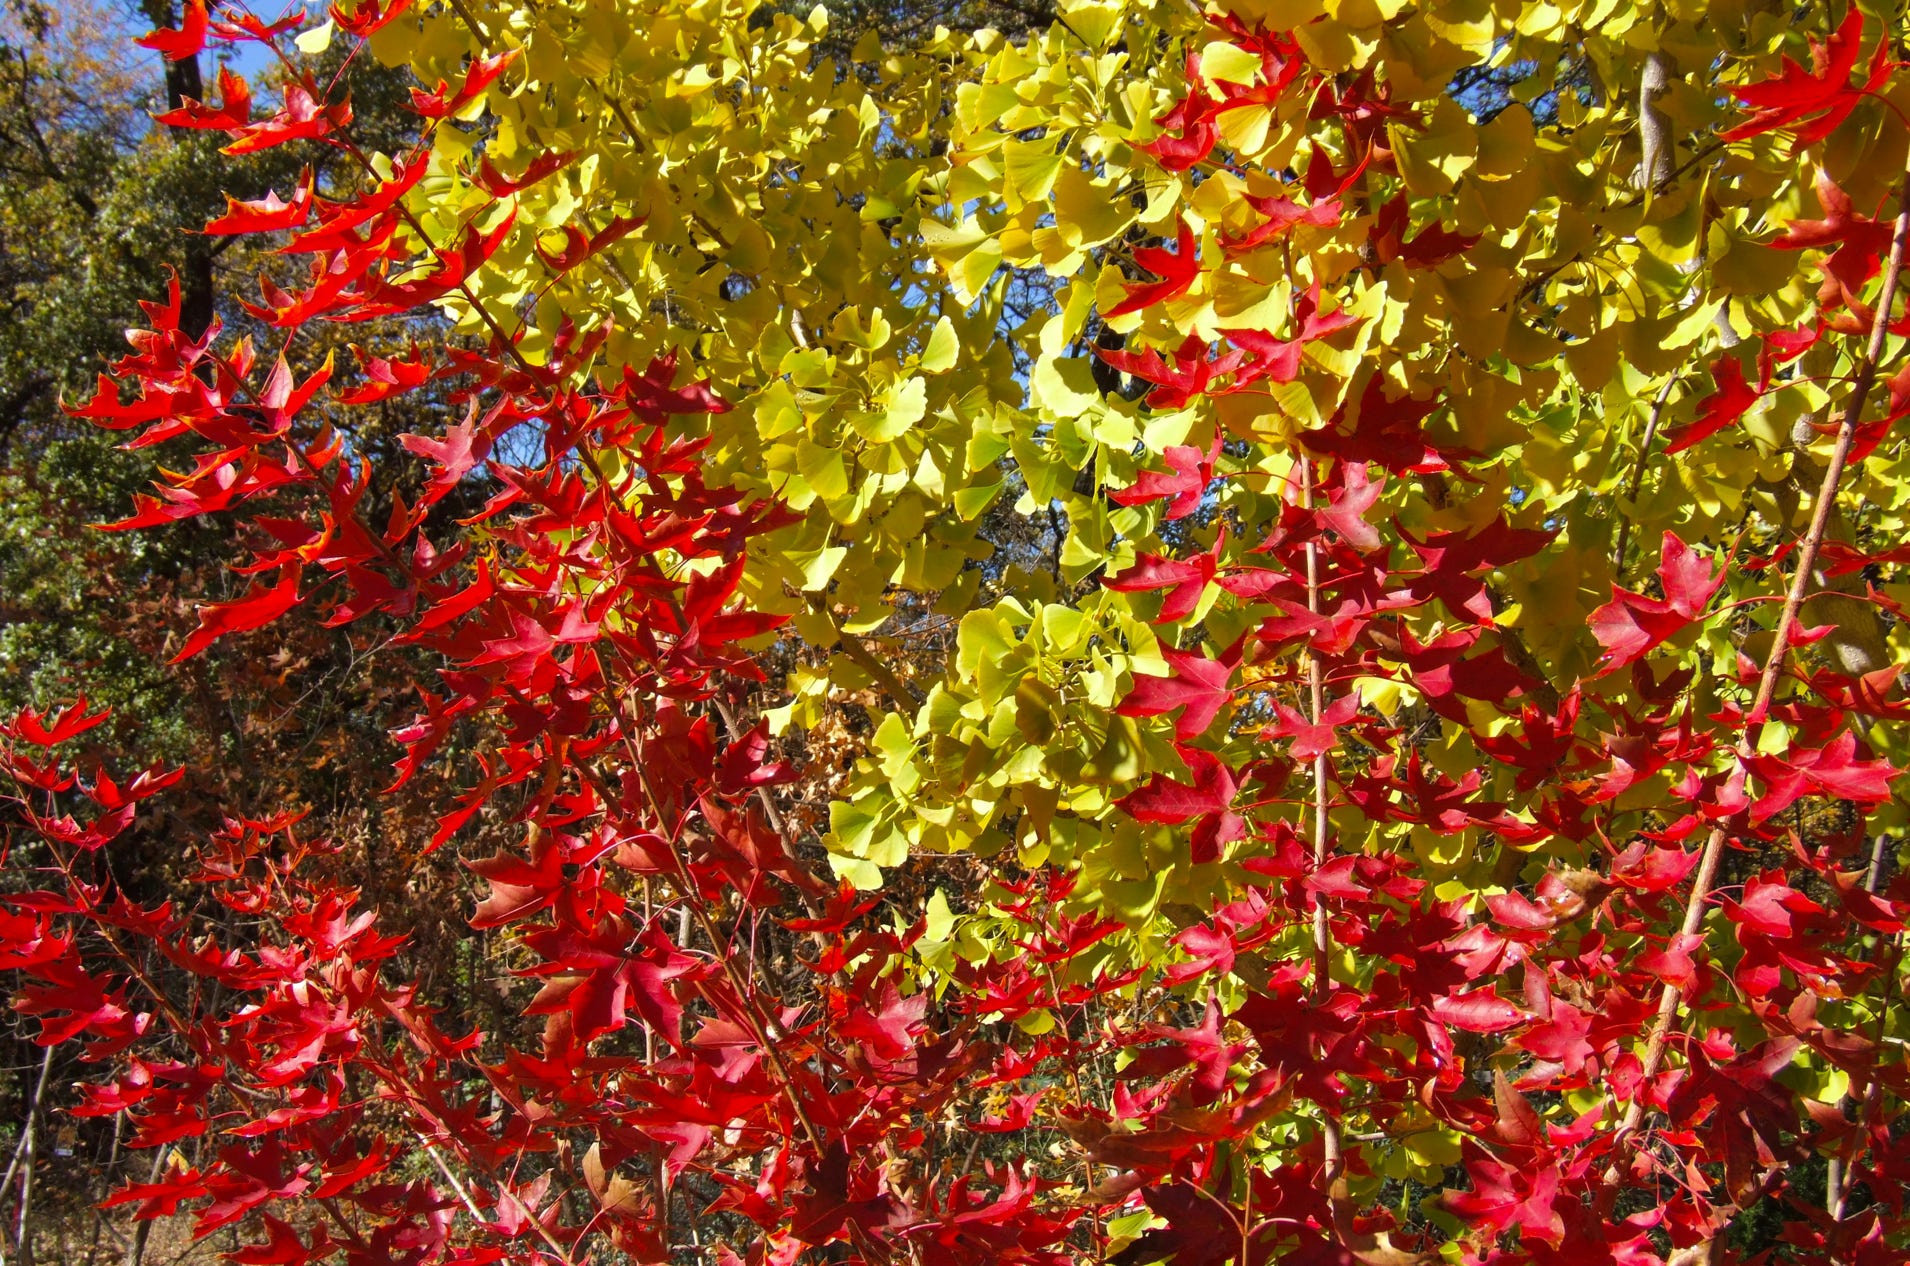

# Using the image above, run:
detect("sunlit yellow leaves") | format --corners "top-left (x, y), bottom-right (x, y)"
top-left (1217, 0), bottom-right (1324, 28)
top-left (1473, 103), bottom-right (1535, 179)
top-left (1291, 19), bottom-right (1379, 71)
top-left (917, 317), bottom-right (959, 373)
top-left (1418, 0), bottom-right (1494, 51)
top-left (348, 0), bottom-right (1910, 1079)
top-left (923, 215), bottom-right (1002, 304)
top-left (1002, 140), bottom-right (1065, 210)
top-left (1198, 40), bottom-right (1261, 86)
top-left (848, 377), bottom-right (925, 445)
top-left (1058, 0), bottom-right (1126, 48)
top-left (1053, 164), bottom-right (1135, 249)
top-left (1390, 100), bottom-right (1479, 196)
top-left (1707, 222), bottom-right (1796, 297)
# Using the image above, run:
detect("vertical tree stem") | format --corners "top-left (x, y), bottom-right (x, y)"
top-left (1601, 152), bottom-right (1910, 1202)
top-left (1299, 457), bottom-right (1343, 1189)
top-left (0, 1046), bottom-right (52, 1266)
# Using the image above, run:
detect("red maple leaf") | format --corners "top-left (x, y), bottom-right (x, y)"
top-left (1097, 336), bottom-right (1246, 410)
top-left (203, 174), bottom-right (314, 236)
top-left (331, 0), bottom-right (412, 36)
top-left (1221, 190), bottom-right (1341, 253)
top-left (475, 148), bottom-right (579, 197)
top-left (1140, 54), bottom-right (1218, 171)
top-left (1724, 8), bottom-right (1895, 144)
top-left (1222, 283), bottom-right (1360, 389)
top-left (1315, 461), bottom-right (1385, 551)
top-left (1588, 532), bottom-right (1724, 670)
top-left (5, 698), bottom-right (111, 747)
top-left (136, 0), bottom-right (207, 61)
top-left (1117, 645), bottom-right (1238, 739)
top-left (1104, 548), bottom-right (1216, 622)
top-left (1368, 194), bottom-right (1478, 269)
top-left (155, 65), bottom-right (253, 130)
top-left (174, 565), bottom-right (304, 663)
top-left (1773, 167), bottom-right (1896, 320)
top-left (1110, 434), bottom-right (1222, 519)
top-left (1106, 220), bottom-right (1201, 318)
top-left (335, 345), bottom-right (433, 404)
top-left (1661, 355), bottom-right (1760, 454)
top-left (1119, 747), bottom-right (1243, 863)
top-left (409, 50), bottom-right (520, 119)
top-left (1261, 690), bottom-right (1360, 761)
top-left (1303, 375), bottom-right (1473, 474)
top-left (400, 410), bottom-right (489, 505)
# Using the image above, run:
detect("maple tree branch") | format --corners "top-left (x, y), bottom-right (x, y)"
top-left (1298, 457), bottom-right (1345, 1195)
top-left (574, 678), bottom-right (835, 1163)
top-left (1829, 835), bottom-right (1903, 1254)
top-left (413, 1129), bottom-right (579, 1266)
top-left (709, 695), bottom-right (838, 923)
top-left (418, 1134), bottom-right (486, 1223)
top-left (712, 695), bottom-right (789, 836)
top-left (1600, 147), bottom-right (1910, 1204)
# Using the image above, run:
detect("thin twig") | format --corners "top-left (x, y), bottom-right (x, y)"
top-left (1611, 372), bottom-right (1683, 576)
top-left (0, 1045), bottom-right (52, 1266)
top-left (1298, 458), bottom-right (1344, 1194)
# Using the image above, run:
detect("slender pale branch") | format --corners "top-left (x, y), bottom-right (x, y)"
top-left (1298, 457), bottom-right (1343, 1191)
top-left (1600, 151), bottom-right (1910, 1202)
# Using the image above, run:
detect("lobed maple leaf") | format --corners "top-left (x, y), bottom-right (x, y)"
top-left (409, 50), bottom-right (520, 119)
top-left (1140, 54), bottom-right (1218, 170)
top-left (1660, 355), bottom-right (1759, 454)
top-left (335, 345), bottom-right (433, 404)
top-left (1261, 690), bottom-right (1360, 761)
top-left (202, 172), bottom-right (313, 237)
top-left (1106, 220), bottom-right (1201, 318)
top-left (1303, 374), bottom-right (1471, 474)
top-left (1588, 532), bottom-right (1724, 670)
top-left (1096, 336), bottom-right (1246, 410)
top-left (173, 565), bottom-right (304, 663)
top-left (1116, 644), bottom-right (1239, 739)
top-left (1368, 193), bottom-right (1479, 269)
top-left (1773, 167), bottom-right (1897, 321)
top-left (330, 0), bottom-right (411, 36)
top-left (136, 0), bottom-right (207, 61)
top-left (1118, 746), bottom-right (1243, 863)
top-left (475, 148), bottom-right (578, 196)
top-left (1110, 434), bottom-right (1222, 519)
top-left (224, 83), bottom-right (353, 156)
top-left (1724, 8), bottom-right (1894, 144)
top-left (4, 698), bottom-right (111, 747)
top-left (1104, 548), bottom-right (1216, 622)
top-left (155, 64), bottom-right (253, 129)
top-left (1222, 282), bottom-right (1360, 390)
top-left (1221, 188), bottom-right (1341, 254)
top-left (400, 409), bottom-right (490, 505)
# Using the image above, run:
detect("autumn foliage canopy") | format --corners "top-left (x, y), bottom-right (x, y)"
top-left (7, 0), bottom-right (1910, 1263)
